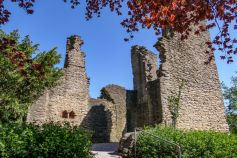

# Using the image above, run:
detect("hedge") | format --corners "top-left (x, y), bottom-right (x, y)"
top-left (0, 123), bottom-right (92, 158)
top-left (137, 126), bottom-right (237, 158)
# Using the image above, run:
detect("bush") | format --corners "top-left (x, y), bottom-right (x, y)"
top-left (137, 126), bottom-right (237, 158)
top-left (0, 123), bottom-right (92, 158)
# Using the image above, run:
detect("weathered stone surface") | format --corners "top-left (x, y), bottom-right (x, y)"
top-left (118, 132), bottom-right (137, 158)
top-left (27, 26), bottom-right (229, 147)
top-left (84, 101), bottom-right (112, 143)
top-left (154, 22), bottom-right (229, 131)
top-left (85, 85), bottom-right (138, 142)
top-left (27, 36), bottom-right (128, 143)
top-left (27, 35), bottom-right (89, 126)
top-left (126, 90), bottom-right (137, 132)
top-left (100, 85), bottom-right (127, 142)
top-left (131, 46), bottom-right (161, 127)
top-left (85, 95), bottom-right (126, 143)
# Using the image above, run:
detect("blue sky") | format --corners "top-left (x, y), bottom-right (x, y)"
top-left (2, 0), bottom-right (237, 98)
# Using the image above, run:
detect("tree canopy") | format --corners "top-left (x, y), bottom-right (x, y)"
top-left (0, 30), bottom-right (62, 123)
top-left (222, 74), bottom-right (237, 134)
top-left (0, 0), bottom-right (237, 63)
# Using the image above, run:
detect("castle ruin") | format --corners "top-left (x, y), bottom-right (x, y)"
top-left (27, 25), bottom-right (229, 143)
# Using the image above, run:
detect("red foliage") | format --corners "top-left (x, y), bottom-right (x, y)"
top-left (0, 0), bottom-right (34, 24)
top-left (0, 37), bottom-right (43, 77)
top-left (1, 0), bottom-right (237, 63)
top-left (68, 0), bottom-right (237, 63)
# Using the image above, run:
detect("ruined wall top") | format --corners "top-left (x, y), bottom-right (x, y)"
top-left (100, 84), bottom-right (126, 104)
top-left (27, 35), bottom-right (89, 126)
top-left (131, 45), bottom-right (158, 84)
top-left (154, 22), bottom-right (229, 131)
top-left (64, 35), bottom-right (85, 68)
top-left (67, 35), bottom-right (84, 51)
top-left (131, 45), bottom-right (158, 96)
top-left (131, 45), bottom-right (159, 126)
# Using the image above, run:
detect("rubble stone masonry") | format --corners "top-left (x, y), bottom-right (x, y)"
top-left (27, 36), bottom-right (128, 142)
top-left (27, 26), bottom-right (229, 144)
top-left (27, 36), bottom-right (89, 126)
top-left (154, 22), bottom-right (229, 131)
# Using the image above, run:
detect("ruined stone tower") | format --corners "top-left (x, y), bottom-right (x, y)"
top-left (153, 24), bottom-right (229, 131)
top-left (27, 35), bottom-right (89, 125)
top-left (131, 46), bottom-right (160, 127)
top-left (27, 35), bottom-right (128, 142)
top-left (27, 26), bottom-right (229, 144)
top-left (130, 22), bottom-right (228, 131)
top-left (145, 22), bottom-right (228, 131)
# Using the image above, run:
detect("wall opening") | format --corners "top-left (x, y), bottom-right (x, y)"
top-left (69, 111), bottom-right (76, 119)
top-left (90, 105), bottom-right (110, 143)
top-left (62, 110), bottom-right (68, 118)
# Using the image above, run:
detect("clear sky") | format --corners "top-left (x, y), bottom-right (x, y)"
top-left (2, 0), bottom-right (237, 98)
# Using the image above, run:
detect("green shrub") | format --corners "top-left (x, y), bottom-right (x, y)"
top-left (0, 123), bottom-right (92, 158)
top-left (137, 126), bottom-right (237, 158)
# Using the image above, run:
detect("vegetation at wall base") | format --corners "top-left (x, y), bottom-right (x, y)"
top-left (137, 126), bottom-right (237, 158)
top-left (0, 123), bottom-right (92, 158)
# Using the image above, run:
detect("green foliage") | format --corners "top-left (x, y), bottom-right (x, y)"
top-left (0, 123), bottom-right (92, 158)
top-left (222, 73), bottom-right (237, 134)
top-left (137, 126), bottom-right (237, 158)
top-left (0, 30), bottom-right (63, 123)
top-left (168, 81), bottom-right (185, 128)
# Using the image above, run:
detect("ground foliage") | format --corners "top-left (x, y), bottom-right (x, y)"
top-left (0, 123), bottom-right (92, 158)
top-left (1, 0), bottom-right (237, 63)
top-left (222, 73), bottom-right (237, 134)
top-left (137, 126), bottom-right (237, 158)
top-left (0, 30), bottom-right (62, 123)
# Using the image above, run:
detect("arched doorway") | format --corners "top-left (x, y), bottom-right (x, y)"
top-left (90, 105), bottom-right (110, 143)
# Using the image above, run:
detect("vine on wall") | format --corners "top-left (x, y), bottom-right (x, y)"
top-left (168, 80), bottom-right (185, 128)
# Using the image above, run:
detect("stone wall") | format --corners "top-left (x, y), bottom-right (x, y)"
top-left (131, 46), bottom-right (161, 127)
top-left (27, 36), bottom-right (128, 143)
top-left (84, 98), bottom-right (113, 143)
top-left (27, 29), bottom-right (229, 146)
top-left (81, 85), bottom-right (128, 143)
top-left (100, 85), bottom-right (127, 142)
top-left (154, 22), bottom-right (229, 131)
top-left (126, 90), bottom-right (137, 132)
top-left (27, 35), bottom-right (90, 126)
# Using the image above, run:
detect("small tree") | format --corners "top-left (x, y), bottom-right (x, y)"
top-left (0, 30), bottom-right (63, 124)
top-left (222, 74), bottom-right (237, 134)
top-left (168, 80), bottom-right (185, 128)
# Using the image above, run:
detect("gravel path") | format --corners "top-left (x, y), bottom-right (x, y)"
top-left (91, 143), bottom-right (122, 158)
